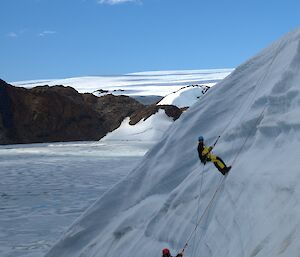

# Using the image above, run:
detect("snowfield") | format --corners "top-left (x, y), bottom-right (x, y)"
top-left (44, 28), bottom-right (300, 257)
top-left (12, 69), bottom-right (232, 98)
top-left (0, 141), bottom-right (151, 257)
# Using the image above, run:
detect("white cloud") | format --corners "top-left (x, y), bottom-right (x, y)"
top-left (7, 32), bottom-right (18, 38)
top-left (98, 0), bottom-right (141, 5)
top-left (38, 30), bottom-right (57, 37)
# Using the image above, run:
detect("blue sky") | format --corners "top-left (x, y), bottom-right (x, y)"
top-left (1, 0), bottom-right (300, 81)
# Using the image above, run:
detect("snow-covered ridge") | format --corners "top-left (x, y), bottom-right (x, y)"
top-left (12, 69), bottom-right (232, 97)
top-left (46, 29), bottom-right (300, 257)
top-left (158, 85), bottom-right (210, 107)
top-left (102, 109), bottom-right (175, 142)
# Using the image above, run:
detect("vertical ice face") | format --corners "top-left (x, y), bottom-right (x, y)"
top-left (45, 28), bottom-right (300, 257)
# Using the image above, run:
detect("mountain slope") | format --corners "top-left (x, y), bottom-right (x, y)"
top-left (45, 28), bottom-right (300, 257)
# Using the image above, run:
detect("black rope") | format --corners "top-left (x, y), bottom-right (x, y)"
top-left (212, 39), bottom-right (285, 149)
top-left (180, 38), bottom-right (286, 256)
top-left (180, 175), bottom-right (226, 254)
top-left (230, 40), bottom-right (285, 167)
top-left (191, 165), bottom-right (205, 257)
top-left (230, 114), bottom-right (264, 167)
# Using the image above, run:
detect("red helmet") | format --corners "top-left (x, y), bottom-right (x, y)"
top-left (162, 248), bottom-right (170, 255)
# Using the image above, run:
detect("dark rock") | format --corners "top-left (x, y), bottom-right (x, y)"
top-left (180, 107), bottom-right (189, 112)
top-left (83, 93), bottom-right (144, 132)
top-left (0, 80), bottom-right (15, 143)
top-left (129, 104), bottom-right (182, 125)
top-left (0, 80), bottom-right (144, 144)
top-left (95, 89), bottom-right (109, 94)
top-left (131, 95), bottom-right (163, 105)
top-left (0, 79), bottom-right (184, 144)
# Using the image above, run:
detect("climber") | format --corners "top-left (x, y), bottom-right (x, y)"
top-left (162, 248), bottom-right (183, 257)
top-left (197, 136), bottom-right (231, 175)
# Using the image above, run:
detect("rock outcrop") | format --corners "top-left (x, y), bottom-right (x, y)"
top-left (83, 93), bottom-right (144, 131)
top-left (129, 104), bottom-right (182, 125)
top-left (0, 79), bottom-right (184, 145)
top-left (0, 80), bottom-right (144, 144)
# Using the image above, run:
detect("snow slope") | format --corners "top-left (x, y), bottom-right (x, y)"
top-left (102, 110), bottom-right (175, 142)
top-left (157, 85), bottom-right (210, 107)
top-left (45, 28), bottom-right (300, 257)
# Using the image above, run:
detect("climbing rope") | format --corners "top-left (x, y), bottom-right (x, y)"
top-left (230, 114), bottom-right (264, 167)
top-left (212, 39), bottom-right (285, 148)
top-left (190, 165), bottom-right (205, 257)
top-left (179, 175), bottom-right (225, 254)
top-left (229, 39), bottom-right (286, 166)
top-left (179, 38), bottom-right (286, 256)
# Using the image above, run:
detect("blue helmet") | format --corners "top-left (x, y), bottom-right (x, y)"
top-left (198, 136), bottom-right (204, 141)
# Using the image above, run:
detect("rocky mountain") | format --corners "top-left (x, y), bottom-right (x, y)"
top-left (0, 80), bottom-right (183, 145)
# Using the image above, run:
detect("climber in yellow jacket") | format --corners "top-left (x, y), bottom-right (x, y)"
top-left (197, 136), bottom-right (231, 175)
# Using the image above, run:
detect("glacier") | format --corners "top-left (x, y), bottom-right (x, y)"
top-left (45, 28), bottom-right (300, 257)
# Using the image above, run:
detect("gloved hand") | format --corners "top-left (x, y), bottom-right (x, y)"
top-left (176, 253), bottom-right (183, 257)
top-left (201, 158), bottom-right (207, 165)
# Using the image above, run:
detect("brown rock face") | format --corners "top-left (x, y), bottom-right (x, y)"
top-left (0, 80), bottom-right (144, 144)
top-left (129, 104), bottom-right (182, 125)
top-left (0, 79), bottom-right (184, 145)
top-left (83, 94), bottom-right (144, 131)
